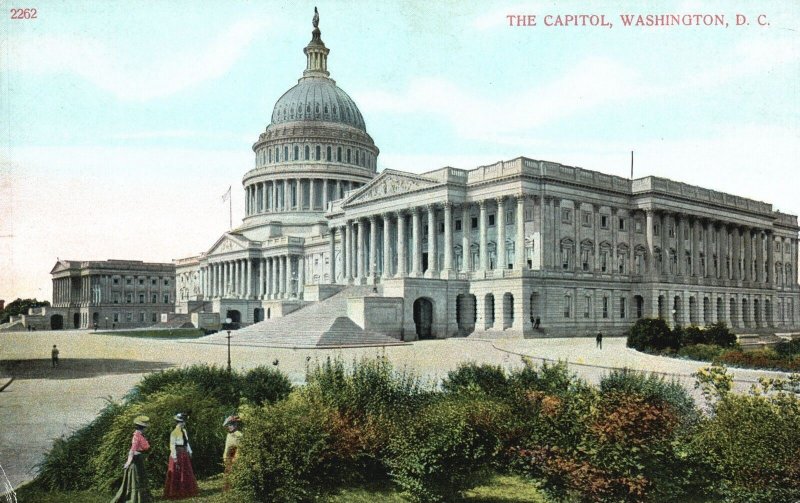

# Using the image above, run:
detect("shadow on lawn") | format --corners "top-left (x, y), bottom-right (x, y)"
top-left (0, 358), bottom-right (174, 380)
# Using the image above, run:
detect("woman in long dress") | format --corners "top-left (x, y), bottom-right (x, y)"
top-left (222, 415), bottom-right (242, 491)
top-left (111, 415), bottom-right (152, 503)
top-left (163, 412), bottom-right (199, 499)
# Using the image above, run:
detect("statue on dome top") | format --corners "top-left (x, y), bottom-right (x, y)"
top-left (312, 7), bottom-right (319, 28)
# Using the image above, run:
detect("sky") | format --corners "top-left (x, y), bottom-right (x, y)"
top-left (1, 0), bottom-right (798, 301)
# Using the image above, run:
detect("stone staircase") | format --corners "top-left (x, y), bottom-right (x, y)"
top-left (0, 320), bottom-right (25, 332)
top-left (150, 314), bottom-right (194, 329)
top-left (201, 285), bottom-right (406, 348)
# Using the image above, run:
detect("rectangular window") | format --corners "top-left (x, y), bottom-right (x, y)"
top-left (506, 210), bottom-right (514, 225)
top-left (139, 312), bottom-right (145, 322)
top-left (584, 297), bottom-right (591, 318)
top-left (683, 226), bottom-right (689, 240)
top-left (581, 211), bottom-right (591, 227)
top-left (488, 214), bottom-right (495, 226)
top-left (618, 217), bottom-right (626, 231)
top-left (163, 294), bottom-right (169, 304)
top-left (525, 209), bottom-right (533, 221)
top-left (126, 312), bottom-right (132, 322)
top-left (455, 219), bottom-right (462, 231)
top-left (113, 294), bottom-right (120, 304)
top-left (152, 294), bottom-right (157, 303)
top-left (138, 278), bottom-right (144, 285)
top-left (138, 294), bottom-right (144, 304)
top-left (439, 222), bottom-right (445, 233)
top-left (126, 278), bottom-right (132, 285)
top-left (113, 277), bottom-right (119, 285)
top-left (581, 249), bottom-right (590, 271)
top-left (635, 219), bottom-right (643, 233)
top-left (654, 223), bottom-right (660, 236)
top-left (151, 312), bottom-right (158, 322)
top-left (151, 279), bottom-right (157, 285)
top-left (668, 225), bottom-right (675, 238)
top-left (561, 208), bottom-right (572, 223)
top-left (113, 313), bottom-right (119, 322)
top-left (564, 296), bottom-right (571, 318)
top-left (601, 251), bottom-right (608, 272)
top-left (471, 217), bottom-right (478, 229)
top-left (126, 294), bottom-right (132, 304)
top-left (600, 215), bottom-right (609, 229)
top-left (620, 297), bottom-right (627, 319)
top-left (164, 279), bottom-right (169, 286)
top-left (602, 297), bottom-right (609, 318)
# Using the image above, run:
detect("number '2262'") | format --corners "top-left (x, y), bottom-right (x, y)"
top-left (10, 8), bottom-right (38, 19)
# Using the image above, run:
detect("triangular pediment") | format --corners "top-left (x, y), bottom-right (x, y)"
top-left (345, 170), bottom-right (440, 206)
top-left (50, 260), bottom-right (74, 274)
top-left (207, 232), bottom-right (250, 256)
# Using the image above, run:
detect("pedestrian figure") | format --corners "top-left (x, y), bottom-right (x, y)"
top-left (596, 331), bottom-right (603, 349)
top-left (111, 415), bottom-right (152, 503)
top-left (51, 345), bottom-right (59, 367)
top-left (534, 317), bottom-right (541, 329)
top-left (164, 413), bottom-right (198, 499)
top-left (222, 415), bottom-right (243, 491)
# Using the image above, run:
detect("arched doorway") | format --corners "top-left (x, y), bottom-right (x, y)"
top-left (703, 297), bottom-right (711, 325)
top-left (455, 294), bottom-right (476, 336)
top-left (50, 314), bottom-right (63, 330)
top-left (689, 296), bottom-right (698, 326)
top-left (530, 293), bottom-right (541, 327)
top-left (658, 295), bottom-right (665, 319)
top-left (73, 313), bottom-right (80, 329)
top-left (413, 298), bottom-right (434, 339)
top-left (672, 296), bottom-right (681, 327)
top-left (253, 308), bottom-right (264, 323)
top-left (226, 310), bottom-right (241, 324)
top-left (729, 298), bottom-right (738, 327)
top-left (717, 297), bottom-right (724, 324)
top-left (484, 294), bottom-right (495, 329)
top-left (92, 312), bottom-right (99, 327)
top-left (503, 293), bottom-right (514, 329)
top-left (741, 299), bottom-right (749, 327)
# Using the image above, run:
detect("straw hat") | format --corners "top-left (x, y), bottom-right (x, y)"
top-left (223, 415), bottom-right (241, 427)
top-left (174, 412), bottom-right (188, 422)
top-left (133, 415), bottom-right (150, 427)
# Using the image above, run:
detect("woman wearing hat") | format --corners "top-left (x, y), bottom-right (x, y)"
top-left (111, 415), bottom-right (152, 503)
top-left (222, 415), bottom-right (242, 491)
top-left (163, 412), bottom-right (198, 499)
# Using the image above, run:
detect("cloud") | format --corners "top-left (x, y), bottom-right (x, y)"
top-left (5, 18), bottom-right (268, 101)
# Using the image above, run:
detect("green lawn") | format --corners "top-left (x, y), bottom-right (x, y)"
top-left (15, 474), bottom-right (551, 502)
top-left (95, 328), bottom-right (207, 339)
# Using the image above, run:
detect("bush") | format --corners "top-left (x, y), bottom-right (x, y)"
top-left (599, 368), bottom-right (699, 428)
top-left (774, 338), bottom-right (800, 357)
top-left (441, 363), bottom-right (508, 397)
top-left (35, 400), bottom-right (125, 490)
top-left (716, 349), bottom-right (800, 372)
top-left (386, 396), bottom-right (510, 502)
top-left (231, 392), bottom-right (337, 502)
top-left (680, 326), bottom-right (705, 346)
top-left (92, 383), bottom-right (227, 491)
top-left (131, 364), bottom-right (242, 408)
top-left (677, 343), bottom-right (724, 362)
top-left (703, 322), bottom-right (736, 348)
top-left (691, 371), bottom-right (800, 502)
top-left (626, 318), bottom-right (678, 352)
top-left (241, 365), bottom-right (293, 405)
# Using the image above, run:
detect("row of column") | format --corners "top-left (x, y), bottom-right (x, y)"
top-left (328, 197), bottom-right (527, 283)
top-left (52, 275), bottom-right (171, 307)
top-left (644, 211), bottom-right (795, 285)
top-left (654, 291), bottom-right (797, 329)
top-left (200, 256), bottom-right (304, 300)
top-left (245, 179), bottom-right (363, 216)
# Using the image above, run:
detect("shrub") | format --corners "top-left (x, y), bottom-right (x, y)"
top-left (386, 396), bottom-right (510, 502)
top-left (599, 369), bottom-right (699, 428)
top-left (677, 343), bottom-right (724, 362)
top-left (441, 363), bottom-right (508, 397)
top-left (241, 365), bottom-right (293, 405)
top-left (626, 318), bottom-right (678, 352)
top-left (716, 348), bottom-right (800, 372)
top-left (774, 338), bottom-right (800, 357)
top-left (703, 322), bottom-right (736, 348)
top-left (92, 383), bottom-right (227, 491)
top-left (130, 364), bottom-right (242, 408)
top-left (691, 371), bottom-right (800, 502)
top-left (35, 400), bottom-right (125, 490)
top-left (680, 326), bottom-right (705, 346)
top-left (230, 392), bottom-right (337, 502)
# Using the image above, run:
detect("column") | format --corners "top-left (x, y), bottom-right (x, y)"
top-left (322, 179), bottom-right (328, 210)
top-left (496, 197), bottom-right (506, 271)
top-left (462, 204), bottom-right (471, 273)
top-left (336, 180), bottom-right (342, 200)
top-left (442, 203), bottom-right (453, 277)
top-left (411, 207), bottom-right (422, 277)
top-left (426, 205), bottom-right (437, 277)
top-left (692, 218), bottom-right (700, 277)
top-left (298, 255), bottom-right (305, 297)
top-left (766, 231), bottom-right (774, 286)
top-left (328, 228), bottom-right (336, 283)
top-left (396, 211), bottom-right (407, 277)
top-left (744, 227), bottom-right (752, 282)
top-left (344, 221), bottom-right (353, 282)
top-left (756, 230), bottom-right (765, 283)
top-left (309, 178), bottom-right (316, 211)
top-left (271, 257), bottom-right (278, 299)
top-left (675, 215), bottom-right (684, 276)
top-left (369, 215), bottom-right (378, 281)
top-left (352, 220), bottom-right (362, 280)
top-left (479, 200), bottom-right (488, 272)
top-left (645, 210), bottom-right (655, 277)
top-left (285, 255), bottom-right (293, 297)
top-left (283, 179), bottom-right (289, 211)
top-left (703, 220), bottom-right (711, 278)
top-left (383, 213), bottom-right (392, 279)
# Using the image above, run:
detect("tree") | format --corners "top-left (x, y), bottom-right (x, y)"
top-left (0, 298), bottom-right (50, 323)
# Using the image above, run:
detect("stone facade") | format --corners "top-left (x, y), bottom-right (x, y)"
top-left (41, 259), bottom-right (176, 330)
top-left (174, 12), bottom-right (800, 340)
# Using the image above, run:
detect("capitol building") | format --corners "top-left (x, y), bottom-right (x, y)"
top-left (149, 13), bottom-right (800, 340)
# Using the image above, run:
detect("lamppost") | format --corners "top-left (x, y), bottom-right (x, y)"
top-left (225, 317), bottom-right (232, 372)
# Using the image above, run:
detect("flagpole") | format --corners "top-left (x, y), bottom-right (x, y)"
top-left (630, 150), bottom-right (634, 179)
top-left (229, 193), bottom-right (232, 230)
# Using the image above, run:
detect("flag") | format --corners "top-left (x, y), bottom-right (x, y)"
top-left (221, 186), bottom-right (231, 202)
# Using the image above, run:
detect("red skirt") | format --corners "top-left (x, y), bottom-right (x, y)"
top-left (163, 448), bottom-right (198, 499)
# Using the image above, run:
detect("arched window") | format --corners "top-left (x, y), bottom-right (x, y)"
top-left (294, 145), bottom-right (299, 160)
top-left (269, 149), bottom-right (272, 163)
top-left (327, 146), bottom-right (332, 161)
top-left (316, 145), bottom-right (321, 160)
top-left (347, 148), bottom-right (351, 163)
top-left (337, 147), bottom-right (342, 162)
top-left (284, 146), bottom-right (288, 161)
top-left (305, 145), bottom-right (310, 160)
top-left (355, 150), bottom-right (359, 165)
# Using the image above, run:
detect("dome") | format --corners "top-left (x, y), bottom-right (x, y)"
top-left (270, 76), bottom-right (366, 132)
